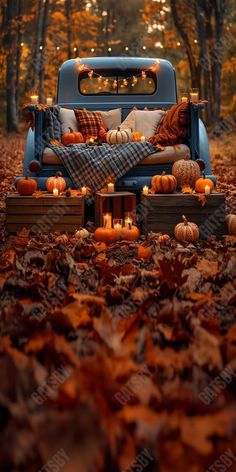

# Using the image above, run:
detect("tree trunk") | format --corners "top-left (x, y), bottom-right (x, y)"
top-left (32, 0), bottom-right (44, 91)
top-left (65, 0), bottom-right (72, 59)
top-left (38, 0), bottom-right (50, 102)
top-left (195, 0), bottom-right (213, 124)
top-left (5, 0), bottom-right (18, 132)
top-left (211, 0), bottom-right (226, 125)
top-left (15, 0), bottom-right (22, 111)
top-left (170, 0), bottom-right (199, 87)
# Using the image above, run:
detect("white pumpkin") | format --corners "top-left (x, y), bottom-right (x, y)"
top-left (106, 127), bottom-right (132, 144)
top-left (75, 228), bottom-right (89, 239)
top-left (226, 214), bottom-right (236, 236)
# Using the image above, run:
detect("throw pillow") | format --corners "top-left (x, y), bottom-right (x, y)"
top-left (120, 109), bottom-right (165, 138)
top-left (74, 109), bottom-right (105, 139)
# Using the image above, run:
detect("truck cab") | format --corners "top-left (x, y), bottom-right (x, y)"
top-left (21, 57), bottom-right (213, 191)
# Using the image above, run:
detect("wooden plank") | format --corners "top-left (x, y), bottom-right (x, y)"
top-left (96, 192), bottom-right (135, 198)
top-left (142, 194), bottom-right (224, 207)
top-left (113, 196), bottom-right (122, 219)
top-left (6, 206), bottom-right (82, 215)
top-left (6, 197), bottom-right (83, 207)
top-left (6, 215), bottom-right (83, 224)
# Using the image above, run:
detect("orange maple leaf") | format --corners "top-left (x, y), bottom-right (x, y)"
top-left (181, 185), bottom-right (195, 194)
top-left (32, 190), bottom-right (44, 198)
top-left (196, 193), bottom-right (207, 207)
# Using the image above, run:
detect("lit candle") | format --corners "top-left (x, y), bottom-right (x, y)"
top-left (190, 88), bottom-right (199, 102)
top-left (140, 135), bottom-right (146, 142)
top-left (124, 215), bottom-right (133, 228)
top-left (103, 213), bottom-right (112, 229)
top-left (113, 218), bottom-right (123, 233)
top-left (205, 185), bottom-right (211, 195)
top-left (46, 96), bottom-right (53, 106)
top-left (53, 188), bottom-right (59, 196)
top-left (31, 94), bottom-right (39, 105)
top-left (143, 186), bottom-right (149, 195)
top-left (81, 186), bottom-right (87, 195)
top-left (89, 137), bottom-right (94, 145)
top-left (107, 182), bottom-right (115, 193)
top-left (181, 95), bottom-right (188, 103)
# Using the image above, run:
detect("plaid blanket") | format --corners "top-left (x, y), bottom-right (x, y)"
top-left (46, 108), bottom-right (157, 191)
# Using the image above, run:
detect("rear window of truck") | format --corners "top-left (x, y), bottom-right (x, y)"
top-left (79, 69), bottom-right (156, 95)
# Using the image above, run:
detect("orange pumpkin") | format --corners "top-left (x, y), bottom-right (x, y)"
top-left (195, 175), bottom-right (215, 193)
top-left (151, 172), bottom-right (177, 193)
top-left (94, 227), bottom-right (119, 243)
top-left (159, 234), bottom-right (171, 243)
top-left (137, 245), bottom-right (152, 260)
top-left (132, 131), bottom-right (143, 142)
top-left (174, 215), bottom-right (199, 242)
top-left (46, 172), bottom-right (67, 193)
top-left (17, 171), bottom-right (37, 196)
top-left (120, 225), bottom-right (140, 241)
top-left (62, 127), bottom-right (84, 146)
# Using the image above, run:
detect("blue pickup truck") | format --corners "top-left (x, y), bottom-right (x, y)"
top-left (19, 56), bottom-right (213, 191)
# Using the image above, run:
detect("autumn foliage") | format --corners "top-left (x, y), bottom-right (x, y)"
top-left (0, 134), bottom-right (235, 471)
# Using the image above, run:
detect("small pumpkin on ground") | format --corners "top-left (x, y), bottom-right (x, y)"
top-left (46, 172), bottom-right (67, 193)
top-left (17, 171), bottom-right (37, 196)
top-left (151, 172), bottom-right (177, 193)
top-left (137, 245), bottom-right (152, 260)
top-left (172, 159), bottom-right (201, 189)
top-left (75, 228), bottom-right (89, 239)
top-left (174, 215), bottom-right (199, 242)
top-left (226, 214), bottom-right (236, 236)
top-left (159, 234), bottom-right (171, 243)
top-left (195, 174), bottom-right (215, 193)
top-left (106, 127), bottom-right (132, 145)
top-left (120, 225), bottom-right (140, 241)
top-left (62, 127), bottom-right (84, 146)
top-left (94, 227), bottom-right (119, 243)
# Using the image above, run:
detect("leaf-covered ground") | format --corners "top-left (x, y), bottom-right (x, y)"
top-left (0, 132), bottom-right (235, 472)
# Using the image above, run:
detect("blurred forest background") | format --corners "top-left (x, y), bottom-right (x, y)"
top-left (0, 0), bottom-right (235, 132)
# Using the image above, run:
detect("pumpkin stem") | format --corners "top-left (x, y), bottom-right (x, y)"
top-left (202, 171), bottom-right (205, 178)
top-left (161, 171), bottom-right (166, 176)
top-left (68, 127), bottom-right (73, 133)
top-left (55, 171), bottom-right (62, 178)
top-left (25, 170), bottom-right (30, 179)
top-left (117, 127), bottom-right (121, 131)
top-left (182, 215), bottom-right (188, 225)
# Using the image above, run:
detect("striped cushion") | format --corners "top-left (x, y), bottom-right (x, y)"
top-left (74, 110), bottom-right (105, 139)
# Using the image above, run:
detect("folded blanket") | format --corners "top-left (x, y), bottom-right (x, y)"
top-left (44, 107), bottom-right (157, 191)
top-left (49, 141), bottom-right (157, 191)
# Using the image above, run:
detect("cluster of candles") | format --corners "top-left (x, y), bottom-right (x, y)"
top-left (181, 88), bottom-right (199, 103)
top-left (103, 213), bottom-right (133, 230)
top-left (30, 95), bottom-right (53, 106)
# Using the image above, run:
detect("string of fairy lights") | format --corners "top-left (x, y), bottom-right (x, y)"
top-left (76, 58), bottom-right (161, 91)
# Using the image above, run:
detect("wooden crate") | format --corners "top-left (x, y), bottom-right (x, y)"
top-left (141, 192), bottom-right (226, 238)
top-left (95, 192), bottom-right (136, 227)
top-left (6, 193), bottom-right (85, 233)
